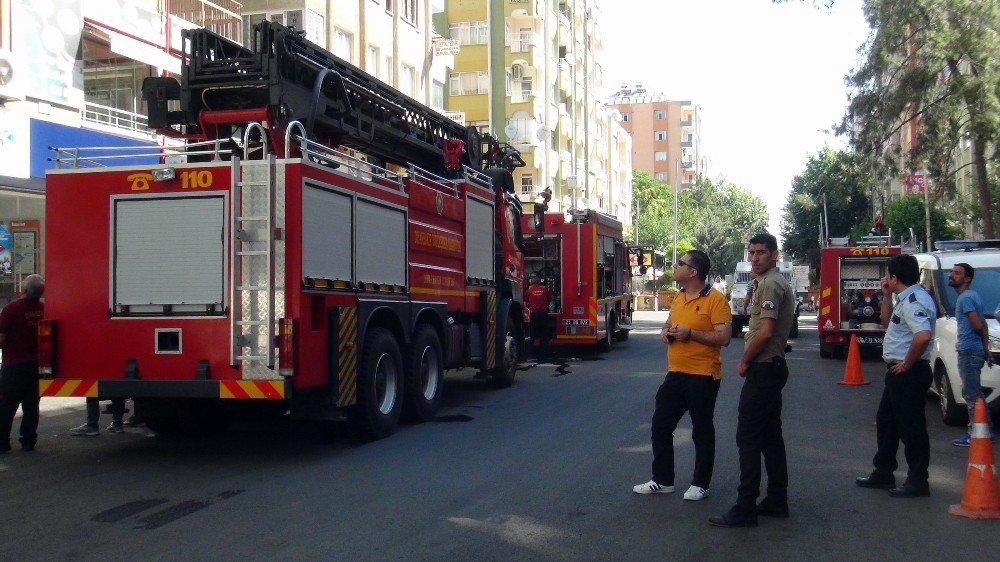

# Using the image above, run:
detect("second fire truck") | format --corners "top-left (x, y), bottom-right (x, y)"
top-left (521, 209), bottom-right (634, 350)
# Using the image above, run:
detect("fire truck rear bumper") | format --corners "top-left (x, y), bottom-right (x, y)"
top-left (39, 379), bottom-right (287, 400)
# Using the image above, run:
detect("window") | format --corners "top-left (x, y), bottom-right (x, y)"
top-left (306, 11), bottom-right (325, 45)
top-left (386, 55), bottom-right (394, 81)
top-left (521, 175), bottom-right (535, 195)
top-left (450, 21), bottom-right (488, 45)
top-left (402, 0), bottom-right (418, 24)
top-left (332, 28), bottom-right (353, 62)
top-left (621, 113), bottom-right (630, 122)
top-left (432, 80), bottom-right (444, 109)
top-left (654, 172), bottom-right (669, 182)
top-left (654, 110), bottom-right (666, 120)
top-left (449, 71), bottom-right (489, 95)
top-left (654, 151), bottom-right (667, 161)
top-left (400, 64), bottom-right (416, 96)
top-left (551, 129), bottom-right (558, 150)
top-left (654, 131), bottom-right (667, 141)
top-left (366, 45), bottom-right (380, 77)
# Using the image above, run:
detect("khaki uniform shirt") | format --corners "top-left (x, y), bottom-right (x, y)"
top-left (745, 266), bottom-right (795, 362)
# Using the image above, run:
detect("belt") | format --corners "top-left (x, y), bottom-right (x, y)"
top-left (885, 359), bottom-right (929, 367)
top-left (751, 357), bottom-right (786, 366)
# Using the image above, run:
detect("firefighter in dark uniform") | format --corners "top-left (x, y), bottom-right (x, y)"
top-left (527, 277), bottom-right (552, 361)
top-left (856, 254), bottom-right (935, 497)
top-left (711, 233), bottom-right (795, 527)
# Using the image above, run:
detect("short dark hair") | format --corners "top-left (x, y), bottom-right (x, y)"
top-left (685, 250), bottom-right (710, 282)
top-left (887, 254), bottom-right (919, 286)
top-left (956, 262), bottom-right (975, 279)
top-left (748, 233), bottom-right (778, 252)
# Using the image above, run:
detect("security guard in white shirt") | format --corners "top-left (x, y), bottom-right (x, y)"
top-left (856, 254), bottom-right (936, 498)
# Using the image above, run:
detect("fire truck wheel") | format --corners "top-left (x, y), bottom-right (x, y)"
top-left (599, 314), bottom-right (615, 352)
top-left (935, 364), bottom-right (965, 426)
top-left (490, 314), bottom-right (520, 389)
top-left (614, 329), bottom-right (630, 342)
top-left (819, 340), bottom-right (833, 359)
top-left (350, 327), bottom-right (404, 440)
top-left (403, 325), bottom-right (444, 423)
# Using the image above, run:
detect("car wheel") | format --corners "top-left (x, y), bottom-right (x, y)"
top-left (936, 365), bottom-right (966, 426)
top-left (819, 340), bottom-right (832, 359)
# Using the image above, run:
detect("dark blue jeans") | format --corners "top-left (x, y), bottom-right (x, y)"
top-left (957, 349), bottom-right (993, 435)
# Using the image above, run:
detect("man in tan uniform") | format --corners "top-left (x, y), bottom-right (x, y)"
top-left (710, 233), bottom-right (795, 528)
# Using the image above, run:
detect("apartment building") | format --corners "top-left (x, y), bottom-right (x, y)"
top-left (239, 0), bottom-right (453, 113)
top-left (444, 0), bottom-right (632, 226)
top-left (607, 84), bottom-right (706, 191)
top-left (0, 0), bottom-right (244, 301)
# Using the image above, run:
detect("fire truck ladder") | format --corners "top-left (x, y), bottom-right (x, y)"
top-left (230, 123), bottom-right (277, 369)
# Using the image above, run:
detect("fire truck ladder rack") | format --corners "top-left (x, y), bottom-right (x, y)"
top-left (147, 20), bottom-right (501, 176)
top-left (284, 121), bottom-right (405, 191)
top-left (230, 123), bottom-right (277, 368)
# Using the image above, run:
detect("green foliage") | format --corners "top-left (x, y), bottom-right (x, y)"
top-left (883, 195), bottom-right (962, 247)
top-left (631, 171), bottom-right (768, 278)
top-left (780, 148), bottom-right (874, 269)
top-left (842, 0), bottom-right (1000, 237)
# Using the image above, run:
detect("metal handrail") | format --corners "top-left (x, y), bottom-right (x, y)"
top-left (50, 138), bottom-right (233, 168)
top-left (409, 165), bottom-right (460, 197)
top-left (284, 127), bottom-right (404, 192)
top-left (242, 122), bottom-right (269, 161)
top-left (463, 166), bottom-right (493, 191)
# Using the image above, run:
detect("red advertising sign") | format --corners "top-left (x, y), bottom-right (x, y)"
top-left (905, 174), bottom-right (926, 194)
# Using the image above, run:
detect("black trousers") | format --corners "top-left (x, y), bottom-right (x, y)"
top-left (529, 311), bottom-right (550, 359)
top-left (0, 361), bottom-right (40, 448)
top-left (736, 358), bottom-right (789, 512)
top-left (872, 360), bottom-right (933, 486)
top-left (651, 372), bottom-right (722, 488)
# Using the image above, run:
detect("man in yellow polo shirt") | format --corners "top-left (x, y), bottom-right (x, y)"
top-left (633, 250), bottom-right (732, 501)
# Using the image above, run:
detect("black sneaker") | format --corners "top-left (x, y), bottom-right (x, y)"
top-left (855, 472), bottom-right (895, 489)
top-left (20, 442), bottom-right (35, 452)
top-left (756, 498), bottom-right (789, 518)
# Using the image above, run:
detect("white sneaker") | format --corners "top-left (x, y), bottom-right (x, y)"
top-left (683, 485), bottom-right (710, 501)
top-left (632, 480), bottom-right (674, 494)
top-left (106, 423), bottom-right (124, 434)
top-left (69, 424), bottom-right (99, 436)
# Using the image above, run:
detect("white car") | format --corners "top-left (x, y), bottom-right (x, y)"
top-left (914, 242), bottom-right (1000, 425)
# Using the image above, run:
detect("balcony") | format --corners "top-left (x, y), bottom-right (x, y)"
top-left (681, 182), bottom-right (693, 190)
top-left (682, 161), bottom-right (694, 170)
top-left (510, 89), bottom-right (538, 104)
top-left (681, 140), bottom-right (692, 148)
top-left (81, 101), bottom-right (155, 140)
top-left (681, 118), bottom-right (693, 128)
top-left (170, 0), bottom-right (242, 44)
top-left (508, 31), bottom-right (540, 53)
top-left (520, 183), bottom-right (541, 197)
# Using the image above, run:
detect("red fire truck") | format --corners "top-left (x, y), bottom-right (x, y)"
top-left (38, 21), bottom-right (527, 439)
top-left (521, 210), bottom-right (634, 350)
top-left (817, 236), bottom-right (902, 358)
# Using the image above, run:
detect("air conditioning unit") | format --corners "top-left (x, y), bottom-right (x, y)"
top-left (0, 49), bottom-right (24, 101)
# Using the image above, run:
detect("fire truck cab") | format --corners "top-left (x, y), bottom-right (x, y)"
top-left (521, 210), bottom-right (633, 350)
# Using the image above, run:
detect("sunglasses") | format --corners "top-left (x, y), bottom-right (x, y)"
top-left (674, 259), bottom-right (693, 269)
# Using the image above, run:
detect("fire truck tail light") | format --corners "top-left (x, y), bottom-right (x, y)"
top-left (38, 320), bottom-right (55, 376)
top-left (278, 318), bottom-right (295, 377)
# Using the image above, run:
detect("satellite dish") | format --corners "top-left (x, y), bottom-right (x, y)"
top-left (536, 126), bottom-right (550, 141)
top-left (503, 123), bottom-right (519, 139)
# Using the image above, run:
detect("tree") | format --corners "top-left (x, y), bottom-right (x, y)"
top-left (842, 0), bottom-right (1000, 237)
top-left (883, 195), bottom-right (962, 248)
top-left (780, 148), bottom-right (874, 269)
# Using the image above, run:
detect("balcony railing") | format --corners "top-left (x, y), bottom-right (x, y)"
top-left (682, 161), bottom-right (694, 169)
top-left (509, 31), bottom-right (539, 52)
top-left (510, 89), bottom-right (538, 104)
top-left (681, 118), bottom-right (693, 128)
top-left (520, 183), bottom-right (541, 196)
top-left (81, 101), bottom-right (155, 139)
top-left (681, 140), bottom-right (692, 148)
top-left (171, 0), bottom-right (243, 44)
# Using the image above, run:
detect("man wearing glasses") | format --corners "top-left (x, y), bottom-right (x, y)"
top-left (633, 250), bottom-right (732, 502)
top-left (711, 233), bottom-right (795, 528)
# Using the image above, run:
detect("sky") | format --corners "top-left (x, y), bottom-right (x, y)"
top-left (598, 0), bottom-right (871, 234)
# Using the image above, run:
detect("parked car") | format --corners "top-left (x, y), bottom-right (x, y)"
top-left (914, 241), bottom-right (1000, 425)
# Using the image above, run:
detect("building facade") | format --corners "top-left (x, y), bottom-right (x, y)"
top-left (444, 0), bottom-right (632, 225)
top-left (607, 84), bottom-right (706, 191)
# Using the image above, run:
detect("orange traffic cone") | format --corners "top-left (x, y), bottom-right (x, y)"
top-left (838, 334), bottom-right (870, 386)
top-left (949, 397), bottom-right (1000, 519)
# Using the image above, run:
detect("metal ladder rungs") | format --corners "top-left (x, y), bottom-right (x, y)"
top-left (236, 285), bottom-right (269, 291)
top-left (238, 216), bottom-right (269, 222)
top-left (237, 320), bottom-right (268, 326)
top-left (236, 355), bottom-right (269, 361)
top-left (238, 250), bottom-right (269, 256)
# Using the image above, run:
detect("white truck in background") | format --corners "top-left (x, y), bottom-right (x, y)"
top-left (727, 260), bottom-right (799, 338)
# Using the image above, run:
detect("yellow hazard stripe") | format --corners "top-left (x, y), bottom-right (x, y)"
top-left (485, 290), bottom-right (496, 369)
top-left (822, 287), bottom-right (831, 298)
top-left (821, 306), bottom-right (831, 316)
top-left (219, 380), bottom-right (285, 399)
top-left (338, 307), bottom-right (358, 407)
top-left (39, 379), bottom-right (98, 397)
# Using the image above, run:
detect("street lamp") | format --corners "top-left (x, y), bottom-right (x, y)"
top-left (673, 159), bottom-right (680, 267)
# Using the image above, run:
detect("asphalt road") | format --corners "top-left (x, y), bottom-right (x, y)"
top-left (1, 312), bottom-right (998, 561)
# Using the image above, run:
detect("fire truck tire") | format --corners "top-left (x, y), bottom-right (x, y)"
top-left (599, 314), bottom-right (615, 352)
top-left (819, 340), bottom-right (833, 359)
top-left (935, 364), bottom-right (965, 426)
top-left (490, 313), bottom-right (520, 389)
top-left (614, 329), bottom-right (630, 342)
top-left (403, 325), bottom-right (444, 423)
top-left (350, 327), bottom-right (404, 440)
